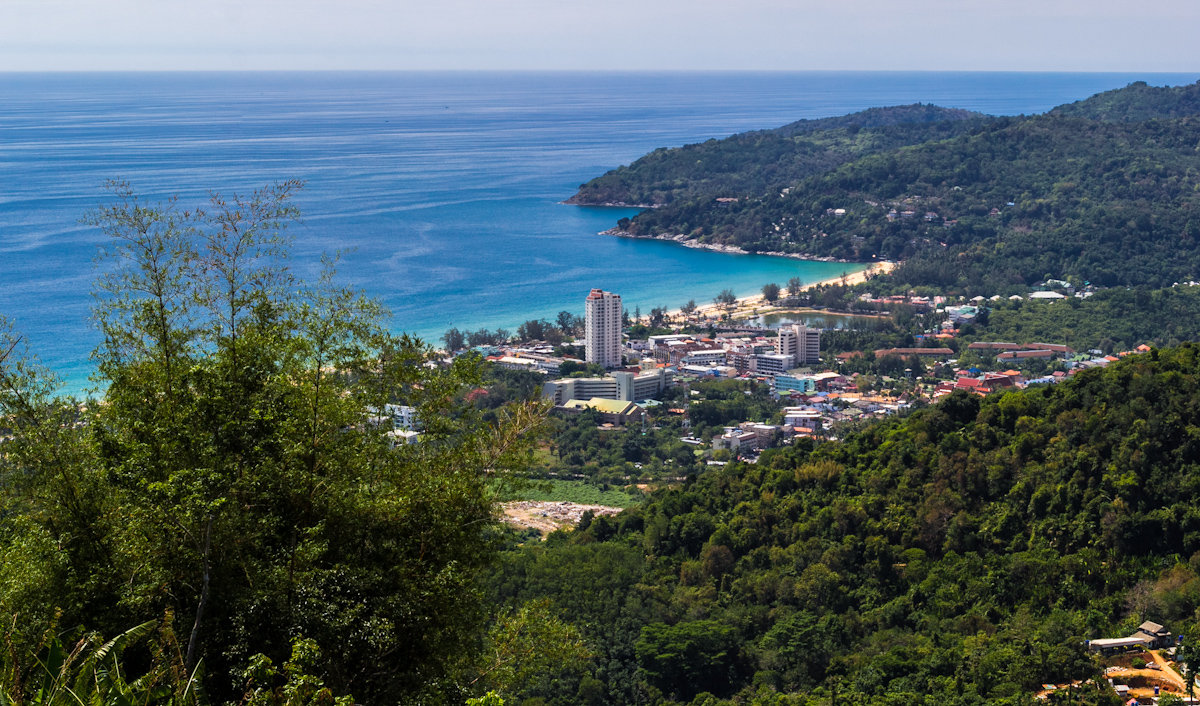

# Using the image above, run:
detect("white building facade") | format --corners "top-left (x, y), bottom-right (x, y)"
top-left (585, 288), bottom-right (623, 369)
top-left (777, 324), bottom-right (821, 366)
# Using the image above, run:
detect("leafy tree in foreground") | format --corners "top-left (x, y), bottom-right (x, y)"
top-left (0, 182), bottom-right (547, 704)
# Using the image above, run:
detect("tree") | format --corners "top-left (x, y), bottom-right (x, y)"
top-left (517, 319), bottom-right (549, 342)
top-left (649, 306), bottom-right (669, 329)
top-left (1, 183), bottom-right (548, 704)
top-left (556, 311), bottom-right (577, 335)
top-left (761, 283), bottom-right (781, 303)
top-left (714, 289), bottom-right (738, 308)
top-left (635, 621), bottom-right (740, 700)
top-left (443, 327), bottom-right (467, 352)
top-left (466, 599), bottom-right (592, 700)
top-left (787, 277), bottom-right (805, 298)
top-left (681, 300), bottom-right (697, 317)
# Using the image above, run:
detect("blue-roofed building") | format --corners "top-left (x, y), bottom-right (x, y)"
top-left (774, 373), bottom-right (816, 394)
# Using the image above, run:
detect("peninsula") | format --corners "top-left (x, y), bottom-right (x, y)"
top-left (573, 81), bottom-right (1200, 292)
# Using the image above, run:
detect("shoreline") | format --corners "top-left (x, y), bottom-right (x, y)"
top-left (561, 199), bottom-right (660, 209)
top-left (599, 228), bottom-right (860, 263)
top-left (666, 260), bottom-right (896, 325)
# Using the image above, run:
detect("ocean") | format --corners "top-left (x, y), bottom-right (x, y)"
top-left (1, 71), bottom-right (1196, 393)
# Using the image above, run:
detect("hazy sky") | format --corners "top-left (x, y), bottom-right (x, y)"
top-left (2, 0), bottom-right (1197, 72)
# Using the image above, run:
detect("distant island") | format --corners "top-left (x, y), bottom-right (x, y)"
top-left (571, 81), bottom-right (1200, 292)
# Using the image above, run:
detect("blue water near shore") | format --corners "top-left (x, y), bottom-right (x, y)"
top-left (1, 71), bottom-right (1196, 393)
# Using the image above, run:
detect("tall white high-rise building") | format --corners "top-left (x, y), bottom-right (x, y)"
top-left (585, 288), bottom-right (623, 369)
top-left (776, 324), bottom-right (821, 366)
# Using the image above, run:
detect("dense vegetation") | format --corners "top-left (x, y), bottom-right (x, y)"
top-left (1050, 80), bottom-right (1200, 121)
top-left (0, 185), bottom-right (551, 704)
top-left (489, 346), bottom-right (1200, 704)
top-left (566, 105), bottom-right (985, 207)
top-left (964, 286), bottom-right (1200, 354)
top-left (574, 81), bottom-right (1200, 292)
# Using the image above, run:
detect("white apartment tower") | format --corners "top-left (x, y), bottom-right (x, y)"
top-left (776, 324), bottom-right (821, 366)
top-left (585, 288), bottom-right (623, 369)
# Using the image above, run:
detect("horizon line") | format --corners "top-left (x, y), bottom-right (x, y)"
top-left (1, 68), bottom-right (1198, 76)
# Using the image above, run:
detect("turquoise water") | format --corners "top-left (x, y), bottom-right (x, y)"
top-left (2, 71), bottom-right (1196, 392)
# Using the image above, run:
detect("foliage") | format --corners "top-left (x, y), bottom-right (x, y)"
top-left (0, 184), bottom-right (546, 704)
top-left (761, 283), bottom-right (781, 304)
top-left (466, 599), bottom-right (592, 700)
top-left (585, 81), bottom-right (1200, 292)
top-left (1050, 80), bottom-right (1200, 122)
top-left (568, 104), bottom-right (985, 207)
top-left (516, 318), bottom-right (565, 345)
top-left (488, 345), bottom-right (1200, 703)
top-left (240, 638), bottom-right (353, 706)
top-left (0, 617), bottom-right (203, 706)
top-left (558, 361), bottom-right (607, 378)
top-left (964, 286), bottom-right (1200, 353)
top-left (443, 326), bottom-right (512, 350)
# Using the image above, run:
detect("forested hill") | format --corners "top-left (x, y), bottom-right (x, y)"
top-left (574, 81), bottom-right (1200, 291)
top-left (1050, 80), bottom-right (1200, 121)
top-left (565, 104), bottom-right (987, 207)
top-left (770, 103), bottom-right (982, 137)
top-left (491, 345), bottom-right (1200, 704)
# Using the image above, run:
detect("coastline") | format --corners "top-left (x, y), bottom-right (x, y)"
top-left (599, 227), bottom-right (857, 263)
top-left (667, 260), bottom-right (896, 325)
top-left (562, 199), bottom-right (660, 209)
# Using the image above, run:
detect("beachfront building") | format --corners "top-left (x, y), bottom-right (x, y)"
top-left (777, 324), bottom-right (821, 366)
top-left (585, 288), bottom-right (623, 369)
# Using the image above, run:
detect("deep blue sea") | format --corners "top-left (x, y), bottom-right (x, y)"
top-left (2, 71), bottom-right (1196, 393)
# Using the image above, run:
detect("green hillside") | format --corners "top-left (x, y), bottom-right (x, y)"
top-left (489, 346), bottom-right (1200, 704)
top-left (566, 104), bottom-right (986, 207)
top-left (1050, 80), bottom-right (1200, 122)
top-left (579, 81), bottom-right (1200, 291)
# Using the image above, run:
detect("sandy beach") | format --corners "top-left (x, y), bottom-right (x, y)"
top-left (669, 260), bottom-right (896, 325)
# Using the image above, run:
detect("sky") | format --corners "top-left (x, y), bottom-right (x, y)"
top-left (1, 0), bottom-right (1198, 72)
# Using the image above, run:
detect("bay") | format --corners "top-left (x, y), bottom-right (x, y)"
top-left (1, 70), bottom-right (1196, 393)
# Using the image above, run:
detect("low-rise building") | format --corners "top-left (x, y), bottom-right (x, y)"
top-left (753, 353), bottom-right (794, 376)
top-left (774, 373), bottom-right (816, 394)
top-left (542, 368), bottom-right (673, 405)
top-left (713, 428), bottom-right (759, 453)
top-left (559, 397), bottom-right (646, 426)
top-left (783, 407), bottom-right (822, 428)
top-left (1088, 620), bottom-right (1174, 654)
top-left (682, 349), bottom-right (727, 366)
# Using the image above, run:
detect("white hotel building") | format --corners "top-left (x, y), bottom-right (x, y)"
top-left (776, 324), bottom-right (821, 367)
top-left (585, 288), bottom-right (623, 369)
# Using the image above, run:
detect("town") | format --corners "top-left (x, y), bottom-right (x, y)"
top-left (437, 284), bottom-right (1157, 467)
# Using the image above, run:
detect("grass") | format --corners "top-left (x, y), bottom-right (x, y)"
top-left (500, 479), bottom-right (644, 508)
